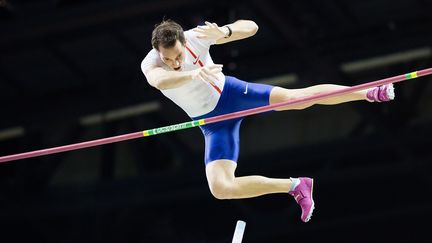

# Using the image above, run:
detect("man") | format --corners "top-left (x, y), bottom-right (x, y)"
top-left (141, 19), bottom-right (394, 222)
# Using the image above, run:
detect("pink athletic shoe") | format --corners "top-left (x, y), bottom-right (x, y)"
top-left (367, 83), bottom-right (395, 102)
top-left (289, 177), bottom-right (315, 222)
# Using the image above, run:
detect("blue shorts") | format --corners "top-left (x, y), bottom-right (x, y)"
top-left (192, 76), bottom-right (274, 165)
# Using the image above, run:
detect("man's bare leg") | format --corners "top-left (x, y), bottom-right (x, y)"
top-left (205, 159), bottom-right (295, 199)
top-left (270, 85), bottom-right (368, 110)
top-left (205, 159), bottom-right (314, 222)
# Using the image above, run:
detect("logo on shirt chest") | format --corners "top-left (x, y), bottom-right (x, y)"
top-left (185, 44), bottom-right (203, 67)
top-left (193, 55), bottom-right (200, 65)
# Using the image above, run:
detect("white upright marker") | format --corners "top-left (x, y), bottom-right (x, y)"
top-left (232, 220), bottom-right (246, 243)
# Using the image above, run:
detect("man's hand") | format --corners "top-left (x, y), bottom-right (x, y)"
top-left (191, 64), bottom-right (223, 86)
top-left (193, 21), bottom-right (229, 41)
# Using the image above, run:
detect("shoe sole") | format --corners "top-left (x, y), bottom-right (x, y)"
top-left (387, 84), bottom-right (395, 100)
top-left (304, 179), bottom-right (315, 222)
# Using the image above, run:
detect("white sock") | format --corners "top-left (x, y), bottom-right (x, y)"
top-left (289, 177), bottom-right (300, 192)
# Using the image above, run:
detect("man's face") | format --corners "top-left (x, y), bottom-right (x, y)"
top-left (158, 40), bottom-right (185, 71)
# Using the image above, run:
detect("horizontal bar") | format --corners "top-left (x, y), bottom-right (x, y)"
top-left (0, 68), bottom-right (431, 163)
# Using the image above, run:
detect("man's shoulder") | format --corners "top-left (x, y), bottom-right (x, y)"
top-left (184, 29), bottom-right (198, 44)
top-left (141, 48), bottom-right (163, 74)
top-left (145, 48), bottom-right (158, 58)
top-left (142, 48), bottom-right (160, 64)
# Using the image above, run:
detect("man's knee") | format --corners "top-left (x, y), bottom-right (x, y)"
top-left (271, 88), bottom-right (312, 110)
top-left (208, 179), bottom-right (235, 200)
top-left (205, 159), bottom-right (237, 199)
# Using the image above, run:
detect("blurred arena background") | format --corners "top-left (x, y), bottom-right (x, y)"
top-left (1, 0), bottom-right (431, 242)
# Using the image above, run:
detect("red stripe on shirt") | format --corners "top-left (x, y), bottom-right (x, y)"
top-left (185, 44), bottom-right (222, 94)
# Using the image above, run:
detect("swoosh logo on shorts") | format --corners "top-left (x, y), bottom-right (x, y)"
top-left (244, 83), bottom-right (248, 94)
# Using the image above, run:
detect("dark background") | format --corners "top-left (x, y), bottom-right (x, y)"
top-left (1, 0), bottom-right (431, 242)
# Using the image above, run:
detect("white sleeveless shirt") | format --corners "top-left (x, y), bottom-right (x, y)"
top-left (141, 29), bottom-right (225, 118)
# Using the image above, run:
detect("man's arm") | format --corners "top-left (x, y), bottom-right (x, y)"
top-left (144, 65), bottom-right (223, 90)
top-left (193, 20), bottom-right (259, 45)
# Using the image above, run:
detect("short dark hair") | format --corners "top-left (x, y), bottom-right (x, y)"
top-left (151, 19), bottom-right (185, 51)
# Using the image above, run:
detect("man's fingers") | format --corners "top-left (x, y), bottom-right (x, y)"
top-left (208, 64), bottom-right (223, 68)
top-left (198, 71), bottom-right (208, 81)
top-left (196, 72), bottom-right (207, 83)
top-left (208, 64), bottom-right (223, 71)
top-left (196, 70), bottom-right (207, 82)
top-left (193, 66), bottom-right (222, 84)
top-left (206, 21), bottom-right (218, 28)
top-left (193, 28), bottom-right (209, 34)
top-left (207, 66), bottom-right (223, 75)
top-left (205, 21), bottom-right (218, 29)
top-left (209, 67), bottom-right (222, 75)
top-left (193, 28), bottom-right (211, 39)
top-left (196, 26), bottom-right (210, 30)
top-left (202, 67), bottom-right (219, 79)
top-left (202, 67), bottom-right (220, 80)
top-left (199, 71), bottom-right (216, 86)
